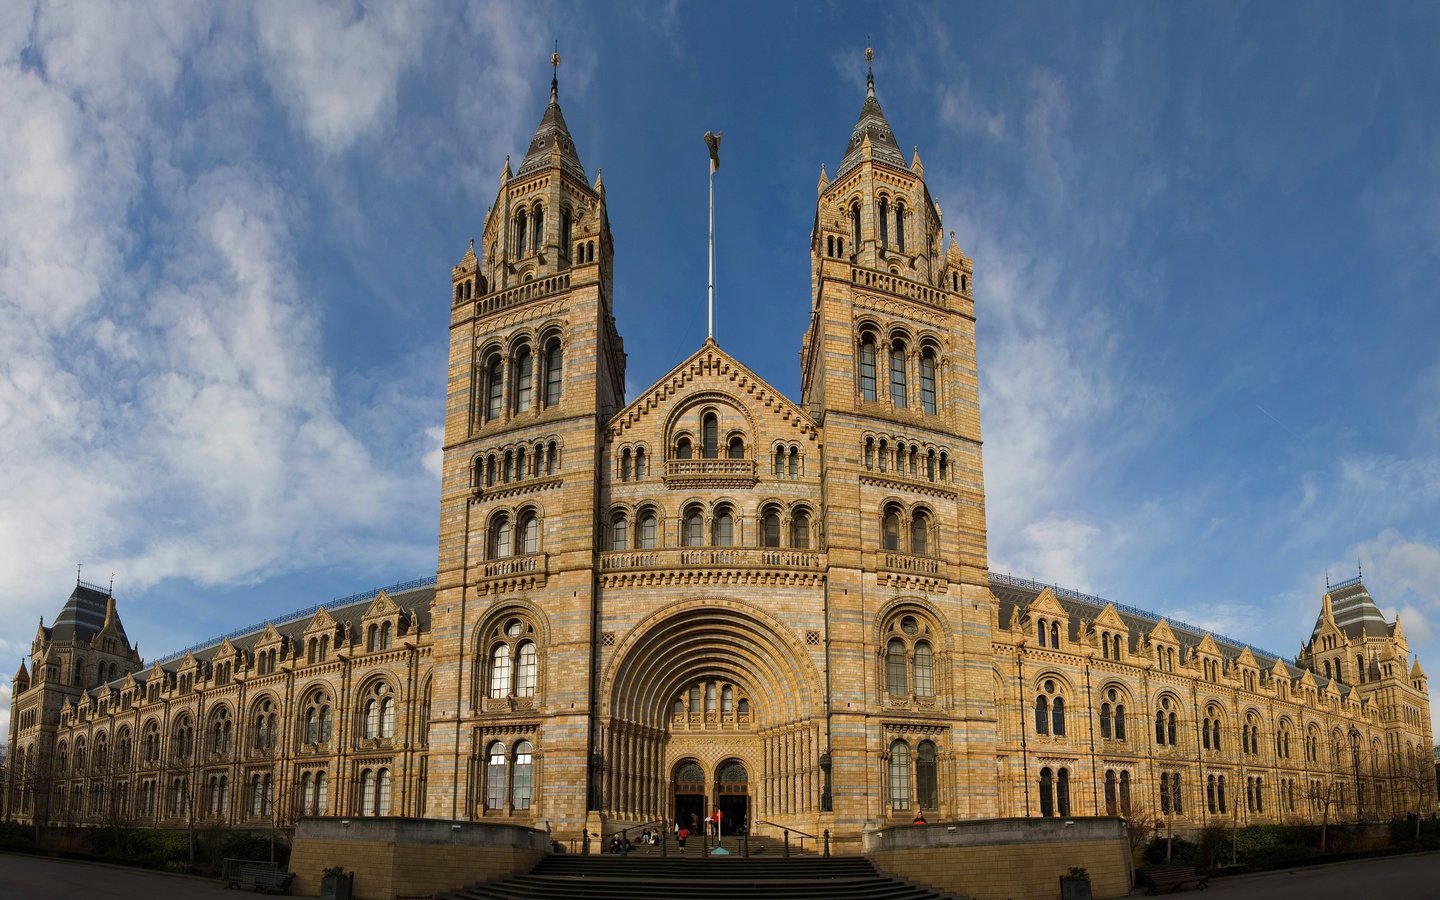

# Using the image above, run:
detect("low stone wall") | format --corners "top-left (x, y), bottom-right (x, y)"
top-left (289, 817), bottom-right (548, 899)
top-left (865, 817), bottom-right (1131, 900)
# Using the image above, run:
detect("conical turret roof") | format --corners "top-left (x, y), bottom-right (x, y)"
top-left (1311, 577), bottom-right (1388, 641)
top-left (837, 68), bottom-right (906, 177)
top-left (516, 74), bottom-right (587, 181)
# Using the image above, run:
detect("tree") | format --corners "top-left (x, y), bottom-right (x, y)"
top-left (1121, 797), bottom-right (1159, 858)
top-left (1393, 746), bottom-right (1439, 842)
top-left (1305, 777), bottom-right (1341, 853)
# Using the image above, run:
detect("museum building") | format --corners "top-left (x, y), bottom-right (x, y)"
top-left (5, 65), bottom-right (1434, 848)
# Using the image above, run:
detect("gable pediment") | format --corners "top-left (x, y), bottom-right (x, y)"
top-left (1149, 619), bottom-right (1178, 645)
top-left (363, 590), bottom-right (400, 620)
top-left (304, 607), bottom-right (338, 635)
top-left (1092, 603), bottom-right (1126, 630)
top-left (607, 339), bottom-right (818, 444)
top-left (1195, 634), bottom-right (1221, 657)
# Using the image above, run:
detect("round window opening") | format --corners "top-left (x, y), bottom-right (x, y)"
top-left (901, 616), bottom-right (919, 635)
top-left (1044, 679), bottom-right (1055, 693)
top-left (505, 620), bottom-right (523, 638)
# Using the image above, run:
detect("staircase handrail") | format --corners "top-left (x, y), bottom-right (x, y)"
top-left (755, 819), bottom-right (817, 840)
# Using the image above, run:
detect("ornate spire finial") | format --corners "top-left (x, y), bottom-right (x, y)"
top-left (865, 40), bottom-right (875, 99)
top-left (76, 562), bottom-right (82, 584)
top-left (551, 41), bottom-right (560, 103)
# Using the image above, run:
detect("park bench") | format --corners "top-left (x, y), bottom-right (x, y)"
top-left (222, 859), bottom-right (295, 894)
top-left (1143, 865), bottom-right (1209, 894)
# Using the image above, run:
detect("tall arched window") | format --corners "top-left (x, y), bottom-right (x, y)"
top-left (485, 742), bottom-right (506, 810)
top-left (1035, 696), bottom-right (1050, 735)
top-left (517, 509), bottom-right (539, 554)
top-left (484, 354), bottom-right (503, 422)
top-left (560, 209), bottom-right (572, 256)
top-left (916, 740), bottom-right (937, 809)
top-left (515, 209), bottom-right (527, 256)
top-left (895, 202), bottom-right (906, 253)
top-left (1050, 621), bottom-right (1060, 648)
top-left (851, 201), bottom-right (861, 250)
top-left (762, 510), bottom-right (781, 548)
top-left (531, 204), bottom-right (544, 253)
top-left (610, 513), bottom-right (628, 551)
top-left (889, 342), bottom-right (908, 407)
top-left (515, 641), bottom-right (537, 696)
top-left (488, 513), bottom-right (512, 559)
top-left (727, 435), bottom-right (745, 459)
top-left (879, 197), bottom-right (889, 247)
top-left (512, 742), bottom-right (533, 810)
top-left (882, 506), bottom-right (902, 551)
top-left (489, 645), bottom-right (512, 699)
top-left (913, 641), bottom-right (934, 697)
top-left (1039, 767), bottom-right (1054, 817)
top-left (702, 413), bottom-right (718, 458)
top-left (513, 345), bottom-right (533, 413)
top-left (683, 507), bottom-right (704, 547)
top-left (791, 509), bottom-right (811, 549)
top-left (713, 507), bottom-right (734, 546)
top-left (919, 349), bottom-right (937, 414)
top-left (1056, 768), bottom-right (1071, 816)
top-left (886, 638), bottom-right (908, 695)
top-left (859, 337), bottom-right (877, 401)
top-left (675, 436), bottom-right (693, 459)
top-left (1100, 703), bottom-right (1112, 739)
top-left (911, 510), bottom-right (930, 555)
top-left (1052, 696), bottom-right (1066, 736)
top-left (637, 509), bottom-right (657, 549)
top-left (889, 740), bottom-right (910, 810)
top-left (543, 337), bottom-right (563, 406)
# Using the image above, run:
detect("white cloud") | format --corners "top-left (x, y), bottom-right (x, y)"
top-left (253, 0), bottom-right (434, 155)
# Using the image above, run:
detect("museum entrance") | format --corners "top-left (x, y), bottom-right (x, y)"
top-left (715, 759), bottom-right (749, 835)
top-left (672, 760), bottom-right (706, 831)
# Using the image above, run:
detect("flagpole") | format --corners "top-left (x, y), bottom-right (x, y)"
top-left (705, 131), bottom-right (721, 342)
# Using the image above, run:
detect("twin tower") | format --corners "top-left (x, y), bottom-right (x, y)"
top-left (431, 63), bottom-right (989, 843)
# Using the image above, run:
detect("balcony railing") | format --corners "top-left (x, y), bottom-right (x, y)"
top-left (881, 552), bottom-right (943, 577)
top-left (662, 458), bottom-right (757, 488)
top-left (851, 267), bottom-right (950, 309)
top-left (480, 553), bottom-right (545, 580)
top-left (474, 272), bottom-right (571, 319)
top-left (600, 547), bottom-right (822, 573)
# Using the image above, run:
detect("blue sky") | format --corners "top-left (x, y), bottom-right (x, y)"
top-left (3, 1), bottom-right (1439, 738)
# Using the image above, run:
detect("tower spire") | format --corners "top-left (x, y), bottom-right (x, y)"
top-left (551, 42), bottom-right (560, 104)
top-left (866, 40), bottom-right (875, 99)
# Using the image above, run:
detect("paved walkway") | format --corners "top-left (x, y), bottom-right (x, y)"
top-left (0, 853), bottom-right (315, 900)
top-left (1128, 850), bottom-right (1440, 899)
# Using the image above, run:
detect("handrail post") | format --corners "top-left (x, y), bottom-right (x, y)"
top-left (823, 828), bottom-right (830, 857)
top-left (783, 829), bottom-right (790, 858)
top-left (661, 826), bottom-right (667, 857)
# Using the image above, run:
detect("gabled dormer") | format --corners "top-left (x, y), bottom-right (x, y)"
top-left (1146, 620), bottom-right (1180, 673)
top-left (1270, 658), bottom-right (1292, 700)
top-left (362, 589), bottom-right (403, 653)
top-left (1092, 603), bottom-right (1129, 661)
top-left (1025, 588), bottom-right (1070, 651)
top-left (302, 607), bottom-right (341, 665)
top-left (1194, 634), bottom-right (1224, 683)
top-left (1234, 647), bottom-right (1261, 692)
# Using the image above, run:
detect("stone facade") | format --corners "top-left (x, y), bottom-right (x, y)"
top-left (5, 68), bottom-right (1435, 851)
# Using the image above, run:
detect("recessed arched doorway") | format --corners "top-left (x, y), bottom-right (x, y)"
top-left (672, 759), bottom-right (705, 830)
top-left (715, 759), bottom-right (749, 835)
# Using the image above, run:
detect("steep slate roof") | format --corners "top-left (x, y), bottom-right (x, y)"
top-left (989, 573), bottom-right (1314, 684)
top-left (1312, 576), bottom-right (1391, 641)
top-left (49, 583), bottom-right (124, 644)
top-left (516, 75), bottom-right (587, 181)
top-left (837, 68), bottom-right (907, 178)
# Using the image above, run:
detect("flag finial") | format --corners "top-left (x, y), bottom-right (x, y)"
top-left (865, 41), bottom-right (875, 98)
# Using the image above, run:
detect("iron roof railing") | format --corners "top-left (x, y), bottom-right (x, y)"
top-left (153, 575), bottom-right (436, 666)
top-left (988, 572), bottom-right (1295, 666)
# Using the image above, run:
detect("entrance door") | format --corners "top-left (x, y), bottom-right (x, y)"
top-left (672, 760), bottom-right (705, 831)
top-left (715, 759), bottom-right (749, 835)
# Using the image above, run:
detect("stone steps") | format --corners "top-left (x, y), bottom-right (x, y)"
top-left (441, 853), bottom-right (966, 900)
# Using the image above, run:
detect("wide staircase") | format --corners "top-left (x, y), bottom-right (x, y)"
top-left (440, 849), bottom-right (966, 900)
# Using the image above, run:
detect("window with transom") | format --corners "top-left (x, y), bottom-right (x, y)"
top-left (301, 688), bottom-right (333, 746)
top-left (1033, 679), bottom-right (1066, 736)
top-left (361, 681), bottom-right (397, 740)
top-left (1154, 695), bottom-right (1180, 746)
top-left (484, 617), bottom-right (538, 701)
top-left (1099, 688), bottom-right (1127, 742)
top-left (883, 614), bottom-right (936, 701)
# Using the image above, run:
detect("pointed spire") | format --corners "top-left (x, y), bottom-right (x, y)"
top-left (910, 145), bottom-right (924, 176)
top-left (837, 42), bottom-right (905, 177)
top-left (517, 47), bottom-right (586, 181)
top-left (502, 155), bottom-right (512, 182)
top-left (817, 162), bottom-right (829, 196)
